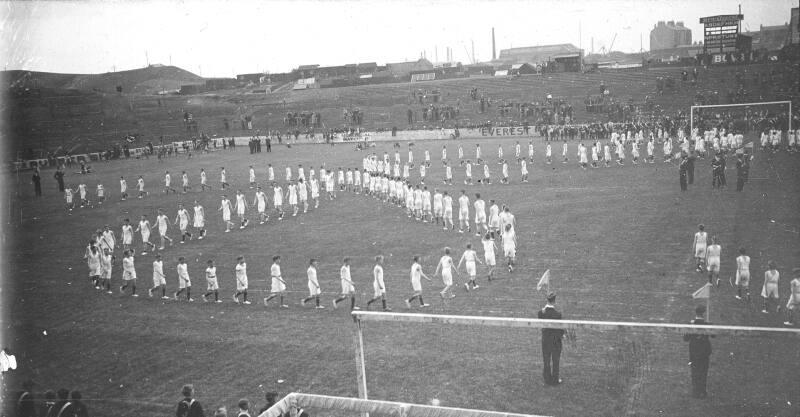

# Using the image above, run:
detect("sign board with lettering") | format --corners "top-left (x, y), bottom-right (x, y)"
top-left (700, 14), bottom-right (743, 57)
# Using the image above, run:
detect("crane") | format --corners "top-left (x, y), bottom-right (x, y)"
top-left (608, 33), bottom-right (617, 55)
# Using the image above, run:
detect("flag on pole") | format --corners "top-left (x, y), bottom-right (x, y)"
top-left (692, 283), bottom-right (711, 299)
top-left (537, 269), bottom-right (551, 292)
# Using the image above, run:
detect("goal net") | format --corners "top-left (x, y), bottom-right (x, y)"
top-left (690, 101), bottom-right (792, 138)
top-left (335, 311), bottom-right (800, 417)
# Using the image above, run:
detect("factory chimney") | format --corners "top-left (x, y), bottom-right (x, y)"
top-left (492, 27), bottom-right (496, 60)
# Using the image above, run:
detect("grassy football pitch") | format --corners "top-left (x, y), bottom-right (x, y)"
top-left (3, 137), bottom-right (799, 417)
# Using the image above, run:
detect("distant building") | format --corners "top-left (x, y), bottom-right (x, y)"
top-left (204, 78), bottom-right (238, 91)
top-left (386, 58), bottom-right (434, 78)
top-left (650, 21), bottom-right (692, 51)
top-left (743, 23), bottom-right (791, 51)
top-left (791, 8), bottom-right (799, 45)
top-left (237, 73), bottom-right (268, 84)
top-left (496, 44), bottom-right (583, 66)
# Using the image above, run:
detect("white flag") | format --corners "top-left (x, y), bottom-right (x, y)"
top-left (692, 283), bottom-right (711, 299)
top-left (537, 269), bottom-right (551, 292)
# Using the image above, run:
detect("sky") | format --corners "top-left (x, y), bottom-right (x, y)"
top-left (1, 0), bottom-right (795, 77)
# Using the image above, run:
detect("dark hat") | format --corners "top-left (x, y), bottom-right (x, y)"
top-left (546, 292), bottom-right (556, 302)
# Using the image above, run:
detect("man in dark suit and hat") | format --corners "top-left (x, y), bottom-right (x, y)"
top-left (538, 292), bottom-right (565, 385)
top-left (684, 305), bottom-right (713, 398)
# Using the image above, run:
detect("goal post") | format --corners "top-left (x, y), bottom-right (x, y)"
top-left (689, 100), bottom-right (792, 136)
top-left (257, 392), bottom-right (551, 417)
top-left (349, 311), bottom-right (800, 415)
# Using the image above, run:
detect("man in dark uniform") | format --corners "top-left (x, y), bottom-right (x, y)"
top-left (711, 153), bottom-right (724, 188)
top-left (679, 154), bottom-right (689, 191)
top-left (735, 151), bottom-right (750, 192)
top-left (54, 167), bottom-right (65, 192)
top-left (683, 305), bottom-right (714, 398)
top-left (538, 292), bottom-right (565, 385)
top-left (32, 169), bottom-right (42, 197)
top-left (686, 151), bottom-right (696, 185)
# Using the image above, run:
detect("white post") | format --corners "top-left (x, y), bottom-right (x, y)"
top-left (354, 317), bottom-right (369, 417)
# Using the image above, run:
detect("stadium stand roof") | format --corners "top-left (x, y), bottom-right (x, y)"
top-left (497, 43), bottom-right (583, 65)
top-left (386, 58), bottom-right (434, 77)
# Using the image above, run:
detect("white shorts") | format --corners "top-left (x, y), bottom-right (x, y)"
top-left (236, 278), bottom-right (247, 291)
top-left (207, 278), bottom-right (219, 291)
top-left (373, 282), bottom-right (385, 298)
top-left (341, 280), bottom-right (355, 294)
top-left (179, 222), bottom-right (188, 232)
top-left (411, 277), bottom-right (422, 292)
top-left (222, 213), bottom-right (231, 222)
top-left (289, 196), bottom-right (297, 205)
top-left (123, 236), bottom-right (132, 245)
top-left (490, 218), bottom-right (500, 229)
top-left (258, 204), bottom-right (266, 213)
top-left (434, 206), bottom-right (443, 217)
top-left (504, 245), bottom-right (516, 258)
top-left (194, 218), bottom-right (204, 228)
top-left (123, 271), bottom-right (136, 280)
top-left (153, 275), bottom-right (166, 287)
top-left (141, 232), bottom-right (150, 243)
top-left (308, 281), bottom-right (321, 296)
top-left (237, 208), bottom-right (246, 216)
top-left (158, 227), bottom-right (167, 236)
top-left (466, 263), bottom-right (476, 277)
top-left (735, 271), bottom-right (750, 286)
top-left (442, 273), bottom-right (453, 286)
top-left (271, 277), bottom-right (286, 293)
top-left (101, 268), bottom-right (112, 279)
top-left (707, 257), bottom-right (720, 272)
top-left (179, 278), bottom-right (190, 289)
top-left (444, 209), bottom-right (453, 219)
top-left (485, 254), bottom-right (496, 266)
top-left (459, 210), bottom-right (469, 221)
top-left (475, 213), bottom-right (486, 224)
top-left (695, 246), bottom-right (706, 258)
top-left (761, 284), bottom-right (778, 299)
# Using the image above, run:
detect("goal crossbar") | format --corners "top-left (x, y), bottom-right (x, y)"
top-left (351, 311), bottom-right (800, 337)
top-left (257, 392), bottom-right (551, 417)
top-left (689, 100), bottom-right (792, 134)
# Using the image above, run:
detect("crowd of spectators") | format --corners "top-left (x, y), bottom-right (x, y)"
top-left (12, 381), bottom-right (314, 417)
top-left (284, 111), bottom-right (322, 129)
top-left (14, 381), bottom-right (89, 417)
top-left (342, 108), bottom-right (364, 125)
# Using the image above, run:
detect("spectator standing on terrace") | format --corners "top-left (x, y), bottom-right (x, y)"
top-left (176, 384), bottom-right (205, 417)
top-left (15, 380), bottom-right (36, 417)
